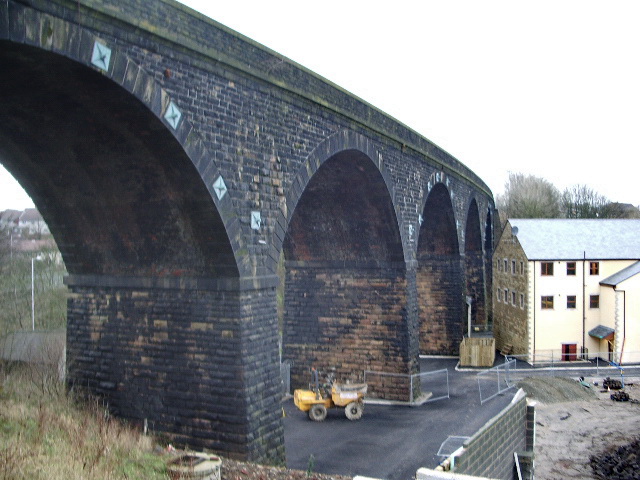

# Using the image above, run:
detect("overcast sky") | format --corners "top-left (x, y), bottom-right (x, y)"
top-left (2, 0), bottom-right (639, 210)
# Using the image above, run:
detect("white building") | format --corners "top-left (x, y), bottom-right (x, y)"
top-left (493, 219), bottom-right (640, 364)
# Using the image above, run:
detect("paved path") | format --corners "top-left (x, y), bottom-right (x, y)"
top-left (284, 357), bottom-right (516, 480)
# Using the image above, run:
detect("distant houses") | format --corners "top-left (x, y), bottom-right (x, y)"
top-left (0, 208), bottom-right (49, 237)
top-left (493, 219), bottom-right (640, 364)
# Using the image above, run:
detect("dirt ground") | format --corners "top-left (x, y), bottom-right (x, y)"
top-left (518, 375), bottom-right (640, 480)
top-left (220, 458), bottom-right (350, 480)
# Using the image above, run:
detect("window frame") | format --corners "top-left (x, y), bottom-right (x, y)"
top-left (590, 294), bottom-right (600, 309)
top-left (541, 295), bottom-right (554, 309)
top-left (541, 262), bottom-right (554, 276)
top-left (520, 293), bottom-right (525, 309)
top-left (567, 295), bottom-right (577, 309)
top-left (566, 262), bottom-right (576, 276)
top-left (590, 262), bottom-right (600, 276)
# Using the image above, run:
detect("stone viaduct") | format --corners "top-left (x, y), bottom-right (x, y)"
top-left (0, 0), bottom-right (496, 463)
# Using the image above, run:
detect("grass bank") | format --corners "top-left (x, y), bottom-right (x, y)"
top-left (0, 362), bottom-right (169, 479)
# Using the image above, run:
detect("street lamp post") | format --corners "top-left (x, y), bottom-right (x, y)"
top-left (31, 254), bottom-right (42, 331)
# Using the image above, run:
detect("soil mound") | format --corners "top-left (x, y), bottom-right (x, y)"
top-left (516, 376), bottom-right (597, 404)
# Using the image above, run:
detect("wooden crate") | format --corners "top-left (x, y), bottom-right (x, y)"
top-left (459, 337), bottom-right (495, 367)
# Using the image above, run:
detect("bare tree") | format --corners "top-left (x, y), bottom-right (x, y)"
top-left (496, 172), bottom-right (561, 219)
top-left (561, 184), bottom-right (610, 218)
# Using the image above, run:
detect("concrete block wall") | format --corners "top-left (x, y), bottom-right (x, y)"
top-left (450, 390), bottom-right (532, 480)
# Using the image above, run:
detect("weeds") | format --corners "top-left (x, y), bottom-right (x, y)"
top-left (0, 362), bottom-right (168, 479)
top-left (306, 453), bottom-right (315, 476)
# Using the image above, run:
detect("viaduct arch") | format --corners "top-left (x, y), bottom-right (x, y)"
top-left (0, 0), bottom-right (497, 462)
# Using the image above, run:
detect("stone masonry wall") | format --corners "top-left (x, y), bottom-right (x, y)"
top-left (283, 262), bottom-right (414, 400)
top-left (66, 279), bottom-right (284, 461)
top-left (417, 256), bottom-right (464, 355)
top-left (466, 251), bottom-right (487, 328)
top-left (493, 224), bottom-right (529, 356)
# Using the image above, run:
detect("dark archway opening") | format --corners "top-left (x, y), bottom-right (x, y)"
top-left (417, 183), bottom-right (462, 354)
top-left (0, 41), bottom-right (236, 278)
top-left (282, 150), bottom-right (411, 399)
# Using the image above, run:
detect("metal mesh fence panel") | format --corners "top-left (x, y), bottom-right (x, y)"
top-left (477, 359), bottom-right (515, 404)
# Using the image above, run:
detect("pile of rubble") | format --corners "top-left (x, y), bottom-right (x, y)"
top-left (590, 438), bottom-right (640, 480)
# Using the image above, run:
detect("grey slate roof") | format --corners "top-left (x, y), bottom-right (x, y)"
top-left (509, 219), bottom-right (640, 260)
top-left (601, 261), bottom-right (640, 286)
top-left (588, 325), bottom-right (615, 340)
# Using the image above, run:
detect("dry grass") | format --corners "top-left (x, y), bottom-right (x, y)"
top-left (0, 362), bottom-right (169, 480)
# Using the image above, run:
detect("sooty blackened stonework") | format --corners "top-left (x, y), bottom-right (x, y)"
top-left (1, 0), bottom-right (496, 461)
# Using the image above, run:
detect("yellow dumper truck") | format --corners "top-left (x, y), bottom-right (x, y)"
top-left (293, 368), bottom-right (367, 421)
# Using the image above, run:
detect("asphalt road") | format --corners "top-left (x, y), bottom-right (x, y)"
top-left (284, 358), bottom-right (516, 480)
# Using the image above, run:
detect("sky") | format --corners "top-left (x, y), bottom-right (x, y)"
top-left (2, 0), bottom-right (639, 210)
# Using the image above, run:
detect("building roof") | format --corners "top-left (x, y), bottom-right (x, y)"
top-left (588, 325), bottom-right (615, 340)
top-left (601, 261), bottom-right (640, 287)
top-left (19, 208), bottom-right (43, 223)
top-left (509, 219), bottom-right (640, 260)
top-left (0, 209), bottom-right (21, 224)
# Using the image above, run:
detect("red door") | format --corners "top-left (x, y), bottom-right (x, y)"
top-left (562, 343), bottom-right (577, 361)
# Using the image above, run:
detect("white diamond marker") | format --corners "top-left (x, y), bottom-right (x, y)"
top-left (91, 41), bottom-right (111, 71)
top-left (164, 101), bottom-right (182, 130)
top-left (251, 211), bottom-right (261, 230)
top-left (213, 176), bottom-right (227, 200)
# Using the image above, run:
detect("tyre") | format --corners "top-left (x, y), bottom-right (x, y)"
top-left (309, 404), bottom-right (327, 421)
top-left (345, 401), bottom-right (363, 420)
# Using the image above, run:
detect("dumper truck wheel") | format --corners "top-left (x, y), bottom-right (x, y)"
top-left (309, 404), bottom-right (327, 421)
top-left (345, 401), bottom-right (363, 420)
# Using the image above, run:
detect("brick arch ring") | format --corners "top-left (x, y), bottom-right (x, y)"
top-left (3, 6), bottom-right (248, 275)
top-left (277, 130), bottom-right (408, 260)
